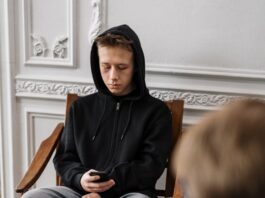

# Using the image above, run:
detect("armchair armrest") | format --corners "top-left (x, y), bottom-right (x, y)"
top-left (173, 180), bottom-right (183, 198)
top-left (16, 122), bottom-right (64, 193)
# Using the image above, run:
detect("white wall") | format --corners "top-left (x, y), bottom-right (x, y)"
top-left (1, 0), bottom-right (265, 197)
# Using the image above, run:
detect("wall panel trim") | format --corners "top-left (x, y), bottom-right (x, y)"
top-left (24, 108), bottom-right (63, 165)
top-left (22, 0), bottom-right (76, 67)
top-left (15, 75), bottom-right (254, 110)
top-left (1, 0), bottom-right (17, 197)
top-left (147, 63), bottom-right (265, 80)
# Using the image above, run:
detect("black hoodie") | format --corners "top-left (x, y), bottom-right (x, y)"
top-left (53, 24), bottom-right (172, 198)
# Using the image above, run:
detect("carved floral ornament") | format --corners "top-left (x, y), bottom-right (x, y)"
top-left (149, 90), bottom-right (236, 106)
top-left (16, 80), bottom-right (97, 96)
top-left (31, 34), bottom-right (68, 58)
top-left (88, 0), bottom-right (103, 44)
top-left (15, 79), bottom-right (239, 107)
top-left (53, 36), bottom-right (68, 58)
top-left (31, 35), bottom-right (48, 57)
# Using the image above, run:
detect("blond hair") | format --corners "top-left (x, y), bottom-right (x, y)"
top-left (95, 33), bottom-right (133, 52)
top-left (175, 99), bottom-right (265, 198)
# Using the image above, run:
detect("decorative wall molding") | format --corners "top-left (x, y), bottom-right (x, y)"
top-left (53, 36), bottom-right (68, 58)
top-left (31, 34), bottom-right (48, 57)
top-left (24, 109), bottom-right (63, 165)
top-left (147, 63), bottom-right (265, 80)
top-left (15, 77), bottom-right (246, 108)
top-left (149, 90), bottom-right (236, 108)
top-left (16, 79), bottom-right (97, 98)
top-left (88, 0), bottom-right (106, 44)
top-left (22, 0), bottom-right (76, 67)
top-left (31, 34), bottom-right (68, 59)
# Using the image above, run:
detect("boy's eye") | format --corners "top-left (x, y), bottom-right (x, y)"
top-left (118, 64), bottom-right (128, 70)
top-left (101, 64), bottom-right (111, 70)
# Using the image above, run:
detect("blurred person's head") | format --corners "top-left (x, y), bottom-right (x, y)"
top-left (174, 99), bottom-right (265, 198)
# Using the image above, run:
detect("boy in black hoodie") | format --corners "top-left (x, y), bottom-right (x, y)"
top-left (22, 24), bottom-right (172, 198)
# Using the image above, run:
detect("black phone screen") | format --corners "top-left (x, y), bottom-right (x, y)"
top-left (89, 171), bottom-right (109, 182)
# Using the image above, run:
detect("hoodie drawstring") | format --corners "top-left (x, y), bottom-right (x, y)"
top-left (91, 96), bottom-right (107, 141)
top-left (91, 98), bottom-right (133, 142)
top-left (120, 101), bottom-right (133, 141)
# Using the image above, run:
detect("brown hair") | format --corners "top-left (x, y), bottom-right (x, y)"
top-left (95, 33), bottom-right (133, 52)
top-left (174, 99), bottom-right (265, 198)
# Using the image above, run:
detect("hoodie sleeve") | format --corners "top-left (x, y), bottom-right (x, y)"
top-left (53, 103), bottom-right (87, 193)
top-left (109, 104), bottom-right (172, 195)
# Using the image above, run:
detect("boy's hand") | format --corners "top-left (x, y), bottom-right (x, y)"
top-left (80, 169), bottom-right (115, 193)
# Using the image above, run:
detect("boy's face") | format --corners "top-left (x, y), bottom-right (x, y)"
top-left (98, 46), bottom-right (134, 96)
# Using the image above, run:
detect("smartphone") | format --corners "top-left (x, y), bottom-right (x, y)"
top-left (89, 171), bottom-right (110, 182)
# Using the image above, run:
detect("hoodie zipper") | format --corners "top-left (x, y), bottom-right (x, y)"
top-left (116, 102), bottom-right (120, 110)
top-left (103, 102), bottom-right (121, 169)
top-left (107, 101), bottom-right (134, 169)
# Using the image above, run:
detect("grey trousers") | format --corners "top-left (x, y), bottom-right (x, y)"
top-left (22, 186), bottom-right (150, 198)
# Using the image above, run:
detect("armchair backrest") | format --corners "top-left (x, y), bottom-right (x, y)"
top-left (157, 100), bottom-right (184, 197)
top-left (62, 94), bottom-right (184, 197)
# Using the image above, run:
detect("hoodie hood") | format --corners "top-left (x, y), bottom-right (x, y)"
top-left (90, 24), bottom-right (148, 100)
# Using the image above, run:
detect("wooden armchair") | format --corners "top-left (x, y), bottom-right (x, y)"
top-left (16, 93), bottom-right (184, 198)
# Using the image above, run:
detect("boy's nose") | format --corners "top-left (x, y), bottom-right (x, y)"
top-left (110, 68), bottom-right (118, 80)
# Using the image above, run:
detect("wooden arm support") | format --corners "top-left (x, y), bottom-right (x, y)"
top-left (16, 123), bottom-right (64, 193)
